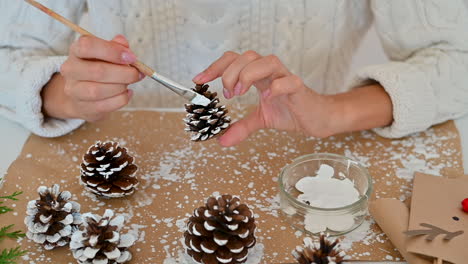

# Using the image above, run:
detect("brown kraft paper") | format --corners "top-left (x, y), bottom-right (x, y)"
top-left (0, 110), bottom-right (464, 263)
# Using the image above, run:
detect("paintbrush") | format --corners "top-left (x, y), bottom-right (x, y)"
top-left (24, 0), bottom-right (211, 106)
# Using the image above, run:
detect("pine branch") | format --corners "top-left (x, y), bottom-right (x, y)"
top-left (0, 202), bottom-right (13, 215)
top-left (0, 225), bottom-right (26, 242)
top-left (0, 247), bottom-right (27, 264)
top-left (0, 191), bottom-right (22, 201)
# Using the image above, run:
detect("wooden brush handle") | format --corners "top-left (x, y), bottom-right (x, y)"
top-left (24, 0), bottom-right (155, 76)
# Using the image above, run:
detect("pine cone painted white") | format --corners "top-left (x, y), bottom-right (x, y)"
top-left (80, 141), bottom-right (139, 198)
top-left (184, 84), bottom-right (231, 142)
top-left (70, 209), bottom-right (136, 264)
top-left (24, 184), bottom-right (82, 250)
top-left (184, 195), bottom-right (256, 264)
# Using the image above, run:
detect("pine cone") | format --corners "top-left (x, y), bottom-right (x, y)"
top-left (24, 184), bottom-right (82, 250)
top-left (70, 209), bottom-right (136, 264)
top-left (184, 83), bottom-right (231, 141)
top-left (293, 234), bottom-right (345, 264)
top-left (80, 141), bottom-right (139, 198)
top-left (184, 195), bottom-right (256, 264)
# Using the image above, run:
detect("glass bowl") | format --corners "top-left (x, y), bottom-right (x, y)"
top-left (279, 153), bottom-right (373, 236)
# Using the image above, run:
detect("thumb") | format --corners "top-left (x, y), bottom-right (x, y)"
top-left (111, 34), bottom-right (130, 48)
top-left (218, 108), bottom-right (265, 147)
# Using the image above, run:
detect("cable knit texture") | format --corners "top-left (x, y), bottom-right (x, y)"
top-left (1, 0), bottom-right (468, 138)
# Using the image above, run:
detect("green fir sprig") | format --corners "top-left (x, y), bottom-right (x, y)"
top-left (0, 191), bottom-right (22, 201)
top-left (0, 225), bottom-right (25, 241)
top-left (0, 247), bottom-right (27, 264)
top-left (0, 179), bottom-right (27, 263)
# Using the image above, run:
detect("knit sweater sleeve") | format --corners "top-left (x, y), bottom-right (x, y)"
top-left (351, 0), bottom-right (468, 138)
top-left (0, 0), bottom-right (86, 137)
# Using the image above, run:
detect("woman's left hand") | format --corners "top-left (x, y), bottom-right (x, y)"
top-left (192, 50), bottom-right (343, 147)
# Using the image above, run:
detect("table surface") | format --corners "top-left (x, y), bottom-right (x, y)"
top-left (1, 111), bottom-right (467, 264)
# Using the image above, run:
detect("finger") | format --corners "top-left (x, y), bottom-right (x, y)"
top-left (218, 108), bottom-right (265, 147)
top-left (111, 34), bottom-right (130, 48)
top-left (60, 57), bottom-right (142, 84)
top-left (238, 55), bottom-right (290, 95)
top-left (68, 81), bottom-right (128, 102)
top-left (192, 51), bottom-right (239, 84)
top-left (70, 35), bottom-right (136, 64)
top-left (221, 50), bottom-right (261, 98)
top-left (91, 89), bottom-right (132, 115)
top-left (262, 75), bottom-right (306, 99)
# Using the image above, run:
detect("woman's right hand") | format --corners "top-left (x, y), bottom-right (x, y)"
top-left (41, 34), bottom-right (144, 121)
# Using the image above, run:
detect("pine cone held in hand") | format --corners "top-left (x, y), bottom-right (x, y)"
top-left (184, 195), bottom-right (256, 264)
top-left (70, 209), bottom-right (136, 264)
top-left (184, 83), bottom-right (231, 141)
top-left (293, 234), bottom-right (345, 264)
top-left (80, 141), bottom-right (139, 198)
top-left (25, 184), bottom-right (82, 250)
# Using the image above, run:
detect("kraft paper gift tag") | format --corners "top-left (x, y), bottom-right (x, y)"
top-left (370, 199), bottom-right (431, 264)
top-left (371, 172), bottom-right (468, 264)
top-left (406, 173), bottom-right (468, 264)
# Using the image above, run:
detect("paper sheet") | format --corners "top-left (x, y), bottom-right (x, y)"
top-left (0, 111), bottom-right (463, 263)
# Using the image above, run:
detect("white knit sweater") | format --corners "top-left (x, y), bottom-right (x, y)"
top-left (1, 0), bottom-right (468, 138)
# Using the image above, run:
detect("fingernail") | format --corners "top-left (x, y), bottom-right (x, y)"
top-left (122, 51), bottom-right (136, 64)
top-left (261, 89), bottom-right (271, 99)
top-left (192, 72), bottom-right (205, 83)
top-left (128, 89), bottom-right (134, 99)
top-left (223, 88), bottom-right (231, 99)
top-left (234, 82), bottom-right (242, 96)
top-left (139, 72), bottom-right (145, 80)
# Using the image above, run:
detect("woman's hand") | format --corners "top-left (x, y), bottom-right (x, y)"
top-left (41, 35), bottom-right (143, 121)
top-left (193, 51), bottom-right (344, 147)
